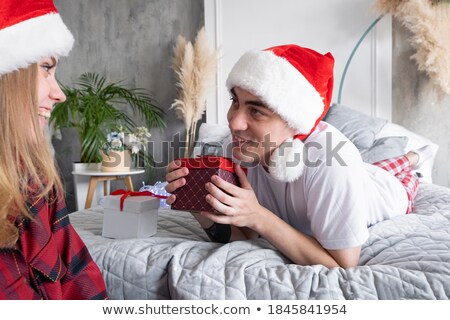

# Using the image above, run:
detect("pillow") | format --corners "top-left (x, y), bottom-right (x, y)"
top-left (359, 136), bottom-right (409, 164)
top-left (375, 122), bottom-right (439, 183)
top-left (323, 103), bottom-right (387, 149)
top-left (192, 123), bottom-right (231, 157)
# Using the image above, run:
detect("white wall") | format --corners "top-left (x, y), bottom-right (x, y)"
top-left (205, 0), bottom-right (392, 125)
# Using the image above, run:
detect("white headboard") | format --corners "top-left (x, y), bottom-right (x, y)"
top-left (204, 0), bottom-right (392, 125)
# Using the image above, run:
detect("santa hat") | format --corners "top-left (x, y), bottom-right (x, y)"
top-left (226, 44), bottom-right (334, 182)
top-left (0, 0), bottom-right (74, 76)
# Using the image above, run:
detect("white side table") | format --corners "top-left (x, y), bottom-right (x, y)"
top-left (72, 168), bottom-right (145, 209)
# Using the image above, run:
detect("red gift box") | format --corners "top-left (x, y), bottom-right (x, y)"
top-left (171, 156), bottom-right (244, 212)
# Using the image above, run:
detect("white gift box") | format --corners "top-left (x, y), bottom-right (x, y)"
top-left (102, 194), bottom-right (159, 239)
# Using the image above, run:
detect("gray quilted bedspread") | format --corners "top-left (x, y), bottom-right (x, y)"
top-left (70, 183), bottom-right (450, 300)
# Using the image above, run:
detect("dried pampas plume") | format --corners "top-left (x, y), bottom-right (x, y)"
top-left (374, 0), bottom-right (450, 95)
top-left (171, 27), bottom-right (219, 157)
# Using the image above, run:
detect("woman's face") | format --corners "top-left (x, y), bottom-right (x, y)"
top-left (37, 57), bottom-right (66, 128)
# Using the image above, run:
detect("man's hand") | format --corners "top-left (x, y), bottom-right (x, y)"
top-left (201, 164), bottom-right (262, 230)
top-left (164, 160), bottom-right (189, 205)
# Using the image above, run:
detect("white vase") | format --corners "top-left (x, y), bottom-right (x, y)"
top-left (72, 162), bottom-right (103, 211)
top-left (101, 150), bottom-right (132, 172)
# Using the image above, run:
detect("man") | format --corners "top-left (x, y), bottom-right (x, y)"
top-left (166, 44), bottom-right (425, 268)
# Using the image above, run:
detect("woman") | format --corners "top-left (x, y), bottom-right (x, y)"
top-left (0, 0), bottom-right (107, 299)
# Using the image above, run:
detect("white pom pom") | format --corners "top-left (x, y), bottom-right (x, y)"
top-left (269, 138), bottom-right (305, 182)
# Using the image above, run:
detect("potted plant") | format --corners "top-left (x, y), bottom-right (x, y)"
top-left (50, 72), bottom-right (166, 210)
top-left (101, 125), bottom-right (152, 172)
top-left (50, 72), bottom-right (166, 166)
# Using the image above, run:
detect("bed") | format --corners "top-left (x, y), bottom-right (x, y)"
top-left (70, 104), bottom-right (450, 299)
top-left (71, 182), bottom-right (450, 299)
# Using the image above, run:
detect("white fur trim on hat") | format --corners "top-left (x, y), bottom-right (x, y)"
top-left (226, 50), bottom-right (324, 134)
top-left (269, 138), bottom-right (305, 182)
top-left (0, 13), bottom-right (74, 76)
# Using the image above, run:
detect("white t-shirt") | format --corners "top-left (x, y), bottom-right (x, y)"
top-left (247, 122), bottom-right (408, 250)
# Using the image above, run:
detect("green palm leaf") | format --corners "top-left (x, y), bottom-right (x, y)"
top-left (50, 73), bottom-right (166, 169)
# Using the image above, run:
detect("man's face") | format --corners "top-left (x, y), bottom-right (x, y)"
top-left (227, 87), bottom-right (296, 167)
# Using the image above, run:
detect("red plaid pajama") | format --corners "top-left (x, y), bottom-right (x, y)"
top-left (372, 156), bottom-right (419, 214)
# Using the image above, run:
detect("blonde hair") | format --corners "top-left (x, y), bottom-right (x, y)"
top-left (0, 64), bottom-right (63, 248)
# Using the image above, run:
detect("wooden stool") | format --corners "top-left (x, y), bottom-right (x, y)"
top-left (72, 168), bottom-right (145, 209)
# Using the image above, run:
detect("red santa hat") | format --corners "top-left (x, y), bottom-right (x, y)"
top-left (226, 44), bottom-right (334, 182)
top-left (0, 0), bottom-right (74, 76)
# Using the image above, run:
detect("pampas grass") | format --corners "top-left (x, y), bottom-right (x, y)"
top-left (374, 0), bottom-right (450, 95)
top-left (171, 27), bottom-right (219, 158)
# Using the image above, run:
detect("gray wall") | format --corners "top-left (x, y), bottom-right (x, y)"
top-left (54, 0), bottom-right (204, 212)
top-left (52, 2), bottom-right (450, 212)
top-left (392, 19), bottom-right (450, 187)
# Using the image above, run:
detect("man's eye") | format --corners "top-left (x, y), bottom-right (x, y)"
top-left (250, 107), bottom-right (264, 116)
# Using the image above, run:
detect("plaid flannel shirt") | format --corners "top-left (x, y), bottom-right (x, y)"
top-left (0, 188), bottom-right (107, 300)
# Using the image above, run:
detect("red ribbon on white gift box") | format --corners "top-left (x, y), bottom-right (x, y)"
top-left (110, 189), bottom-right (168, 211)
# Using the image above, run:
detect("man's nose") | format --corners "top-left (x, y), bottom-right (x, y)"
top-left (228, 108), bottom-right (248, 131)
